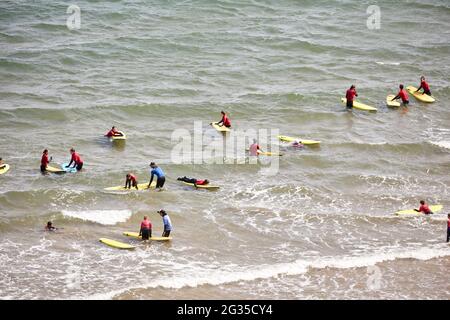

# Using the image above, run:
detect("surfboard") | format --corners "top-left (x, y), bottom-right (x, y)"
top-left (61, 163), bottom-right (78, 173)
top-left (123, 232), bottom-right (172, 241)
top-left (0, 164), bottom-right (10, 175)
top-left (277, 135), bottom-right (321, 145)
top-left (386, 95), bottom-right (401, 107)
top-left (181, 181), bottom-right (220, 190)
top-left (45, 165), bottom-right (66, 174)
top-left (341, 98), bottom-right (377, 111)
top-left (210, 122), bottom-right (231, 132)
top-left (104, 180), bottom-right (157, 191)
top-left (395, 205), bottom-right (443, 216)
top-left (99, 238), bottom-right (136, 249)
top-left (257, 151), bottom-right (282, 156)
top-left (406, 86), bottom-right (435, 103)
top-left (111, 132), bottom-right (126, 141)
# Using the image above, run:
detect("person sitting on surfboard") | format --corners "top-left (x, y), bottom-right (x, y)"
top-left (45, 221), bottom-right (57, 231)
top-left (158, 209), bottom-right (172, 237)
top-left (66, 148), bottom-right (83, 171)
top-left (345, 85), bottom-right (358, 109)
top-left (139, 216), bottom-right (152, 241)
top-left (216, 111), bottom-right (231, 128)
top-left (40, 149), bottom-right (52, 173)
top-left (249, 139), bottom-right (262, 156)
top-left (149, 162), bottom-right (165, 190)
top-left (414, 200), bottom-right (433, 215)
top-left (416, 76), bottom-right (432, 96)
top-left (0, 158), bottom-right (5, 170)
top-left (125, 173), bottom-right (138, 190)
top-left (177, 176), bottom-right (209, 187)
top-left (105, 126), bottom-right (123, 138)
top-left (391, 84), bottom-right (409, 105)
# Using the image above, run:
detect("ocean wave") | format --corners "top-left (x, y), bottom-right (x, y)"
top-left (429, 140), bottom-right (450, 150)
top-left (61, 210), bottom-right (132, 225)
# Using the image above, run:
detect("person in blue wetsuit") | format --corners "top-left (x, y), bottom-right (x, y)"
top-left (148, 162), bottom-right (165, 190)
top-left (158, 209), bottom-right (172, 237)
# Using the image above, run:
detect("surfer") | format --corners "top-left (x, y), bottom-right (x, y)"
top-left (105, 126), bottom-right (123, 137)
top-left (447, 214), bottom-right (450, 243)
top-left (249, 139), bottom-right (262, 156)
top-left (158, 209), bottom-right (172, 237)
top-left (414, 200), bottom-right (433, 215)
top-left (44, 221), bottom-right (57, 231)
top-left (345, 85), bottom-right (358, 109)
top-left (66, 148), bottom-right (83, 171)
top-left (0, 157), bottom-right (5, 169)
top-left (290, 140), bottom-right (304, 148)
top-left (40, 149), bottom-right (52, 173)
top-left (148, 162), bottom-right (165, 190)
top-left (391, 84), bottom-right (409, 105)
top-left (177, 176), bottom-right (209, 187)
top-left (125, 173), bottom-right (138, 189)
top-left (216, 111), bottom-right (231, 128)
top-left (139, 216), bottom-right (152, 241)
top-left (415, 76), bottom-right (432, 96)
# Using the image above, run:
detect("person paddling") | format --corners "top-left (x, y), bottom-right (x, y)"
top-left (105, 126), bottom-right (123, 138)
top-left (177, 176), bottom-right (209, 187)
top-left (216, 111), bottom-right (231, 128)
top-left (66, 148), bottom-right (83, 171)
top-left (416, 76), bottom-right (432, 96)
top-left (40, 149), bottom-right (52, 173)
top-left (0, 157), bottom-right (6, 170)
top-left (391, 84), bottom-right (409, 105)
top-left (414, 200), bottom-right (433, 215)
top-left (125, 173), bottom-right (138, 189)
top-left (139, 216), bottom-right (152, 241)
top-left (158, 209), bottom-right (172, 237)
top-left (345, 85), bottom-right (358, 109)
top-left (148, 162), bottom-right (165, 190)
top-left (45, 221), bottom-right (57, 231)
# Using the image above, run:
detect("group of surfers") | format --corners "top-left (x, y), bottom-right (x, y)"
top-left (345, 76), bottom-right (432, 109)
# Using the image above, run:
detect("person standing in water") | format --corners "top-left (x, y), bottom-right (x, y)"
top-left (158, 209), bottom-right (172, 237)
top-left (148, 162), bottom-right (165, 190)
top-left (345, 85), bottom-right (358, 109)
top-left (216, 111), bottom-right (231, 128)
top-left (416, 76), bottom-right (432, 96)
top-left (125, 173), bottom-right (138, 189)
top-left (391, 84), bottom-right (409, 105)
top-left (40, 149), bottom-right (52, 173)
top-left (139, 216), bottom-right (152, 241)
top-left (66, 148), bottom-right (83, 171)
top-left (414, 200), bottom-right (433, 215)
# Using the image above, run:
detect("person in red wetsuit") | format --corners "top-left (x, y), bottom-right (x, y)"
top-left (414, 200), bottom-right (433, 215)
top-left (67, 148), bottom-right (83, 171)
top-left (392, 84), bottom-right (409, 105)
top-left (416, 76), bottom-right (432, 96)
top-left (105, 126), bottom-right (123, 138)
top-left (447, 214), bottom-right (450, 242)
top-left (345, 85), bottom-right (358, 109)
top-left (40, 149), bottom-right (52, 173)
top-left (125, 173), bottom-right (138, 189)
top-left (216, 111), bottom-right (231, 128)
top-left (177, 176), bottom-right (209, 187)
top-left (139, 216), bottom-right (152, 241)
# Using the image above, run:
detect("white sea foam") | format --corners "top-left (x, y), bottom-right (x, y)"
top-left (87, 245), bottom-right (450, 300)
top-left (61, 210), bottom-right (132, 225)
top-left (376, 61), bottom-right (400, 66)
top-left (429, 140), bottom-right (450, 150)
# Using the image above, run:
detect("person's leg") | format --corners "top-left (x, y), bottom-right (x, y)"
top-left (133, 181), bottom-right (138, 190)
top-left (447, 228), bottom-right (449, 243)
top-left (424, 89), bottom-right (432, 96)
top-left (346, 100), bottom-right (353, 109)
top-left (142, 229), bottom-right (149, 240)
top-left (77, 163), bottom-right (83, 170)
top-left (162, 230), bottom-right (170, 237)
top-left (157, 177), bottom-right (165, 189)
top-left (149, 229), bottom-right (152, 238)
top-left (40, 165), bottom-right (46, 173)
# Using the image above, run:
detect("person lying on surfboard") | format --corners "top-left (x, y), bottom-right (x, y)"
top-left (345, 85), bottom-right (358, 109)
top-left (415, 76), bottom-right (432, 96)
top-left (177, 176), bottom-right (209, 187)
top-left (414, 200), bottom-right (433, 215)
top-left (66, 148), bottom-right (83, 171)
top-left (215, 111), bottom-right (231, 128)
top-left (249, 139), bottom-right (262, 156)
top-left (158, 209), bottom-right (172, 237)
top-left (149, 162), bottom-right (165, 190)
top-left (40, 149), bottom-right (53, 173)
top-left (391, 84), bottom-right (409, 105)
top-left (105, 126), bottom-right (123, 137)
top-left (125, 173), bottom-right (138, 189)
top-left (45, 221), bottom-right (57, 231)
top-left (139, 216), bottom-right (152, 241)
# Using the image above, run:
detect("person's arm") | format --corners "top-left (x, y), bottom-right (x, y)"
top-left (66, 159), bottom-right (73, 167)
top-left (217, 117), bottom-right (224, 126)
top-left (148, 172), bottom-right (154, 188)
top-left (125, 177), bottom-right (128, 189)
top-left (392, 94), bottom-right (400, 101)
top-left (139, 226), bottom-right (142, 236)
top-left (354, 90), bottom-right (358, 97)
top-left (416, 84), bottom-right (422, 92)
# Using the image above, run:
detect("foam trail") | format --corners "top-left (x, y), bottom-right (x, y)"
top-left (429, 141), bottom-right (450, 150)
top-left (61, 210), bottom-right (132, 225)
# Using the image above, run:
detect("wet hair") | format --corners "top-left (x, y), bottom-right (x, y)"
top-left (221, 111), bottom-right (225, 115)
top-left (420, 76), bottom-right (425, 80)
top-left (43, 149), bottom-right (48, 154)
top-left (420, 200), bottom-right (425, 205)
top-left (70, 148), bottom-right (75, 152)
top-left (47, 221), bottom-right (52, 226)
top-left (204, 179), bottom-right (209, 184)
top-left (350, 85), bottom-right (355, 89)
top-left (150, 162), bottom-right (155, 166)
top-left (143, 216), bottom-right (148, 220)
top-left (399, 84), bottom-right (404, 89)
top-left (448, 213), bottom-right (450, 218)
top-left (126, 173), bottom-right (131, 178)
top-left (0, 158), bottom-right (2, 161)
top-left (112, 126), bottom-right (115, 129)
top-left (158, 210), bottom-right (166, 216)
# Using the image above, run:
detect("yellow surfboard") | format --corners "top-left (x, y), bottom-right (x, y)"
top-left (406, 86), bottom-right (435, 103)
top-left (210, 122), bottom-right (231, 132)
top-left (257, 150), bottom-right (282, 156)
top-left (99, 238), bottom-right (136, 249)
top-left (0, 164), bottom-right (10, 175)
top-left (45, 165), bottom-right (66, 174)
top-left (277, 135), bottom-right (321, 145)
top-left (386, 95), bottom-right (401, 107)
top-left (123, 232), bottom-right (172, 241)
top-left (341, 98), bottom-right (377, 111)
top-left (395, 205), bottom-right (443, 216)
top-left (111, 132), bottom-right (126, 141)
top-left (181, 181), bottom-right (220, 190)
top-left (104, 181), bottom-right (156, 191)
